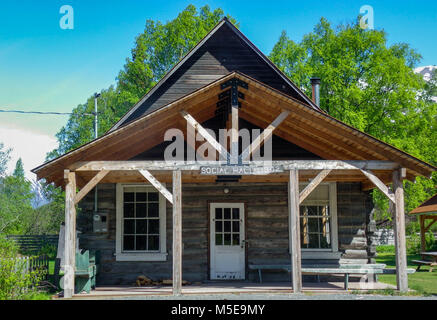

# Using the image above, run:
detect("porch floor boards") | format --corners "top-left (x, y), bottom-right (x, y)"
top-left (69, 281), bottom-right (394, 299)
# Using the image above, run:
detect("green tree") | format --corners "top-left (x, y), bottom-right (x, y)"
top-left (48, 5), bottom-right (237, 160)
top-left (270, 18), bottom-right (437, 221)
top-left (22, 182), bottom-right (65, 235)
top-left (0, 161), bottom-right (33, 234)
top-left (0, 142), bottom-right (11, 177)
top-left (13, 158), bottom-right (25, 178)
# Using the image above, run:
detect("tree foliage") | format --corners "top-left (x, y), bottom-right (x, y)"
top-left (48, 5), bottom-right (237, 159)
top-left (0, 150), bottom-right (63, 235)
top-left (0, 158), bottom-right (34, 234)
top-left (0, 143), bottom-right (11, 178)
top-left (270, 18), bottom-right (437, 220)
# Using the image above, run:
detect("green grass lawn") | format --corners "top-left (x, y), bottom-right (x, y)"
top-left (376, 252), bottom-right (437, 296)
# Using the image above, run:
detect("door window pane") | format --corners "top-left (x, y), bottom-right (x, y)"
top-left (223, 221), bottom-right (231, 232)
top-left (232, 221), bottom-right (239, 233)
top-left (224, 234), bottom-right (231, 245)
top-left (215, 208), bottom-right (222, 219)
top-left (224, 208), bottom-right (231, 219)
top-left (215, 234), bottom-right (223, 245)
top-left (232, 234), bottom-right (240, 245)
top-left (232, 208), bottom-right (239, 219)
top-left (214, 206), bottom-right (243, 247)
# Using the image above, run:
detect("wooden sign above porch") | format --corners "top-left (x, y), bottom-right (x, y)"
top-left (200, 165), bottom-right (284, 176)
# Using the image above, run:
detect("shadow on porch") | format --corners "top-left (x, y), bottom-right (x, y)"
top-left (67, 281), bottom-right (395, 299)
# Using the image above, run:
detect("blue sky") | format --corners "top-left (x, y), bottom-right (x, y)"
top-left (0, 0), bottom-right (436, 177)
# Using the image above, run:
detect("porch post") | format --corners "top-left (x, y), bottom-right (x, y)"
top-left (393, 168), bottom-right (408, 292)
top-left (64, 170), bottom-right (77, 298)
top-left (419, 215), bottom-right (426, 254)
top-left (289, 169), bottom-right (302, 293)
top-left (230, 93), bottom-right (239, 164)
top-left (172, 170), bottom-right (182, 295)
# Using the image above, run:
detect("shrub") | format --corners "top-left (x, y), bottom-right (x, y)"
top-left (0, 235), bottom-right (46, 300)
top-left (376, 245), bottom-right (395, 253)
top-left (406, 231), bottom-right (436, 254)
top-left (39, 242), bottom-right (57, 260)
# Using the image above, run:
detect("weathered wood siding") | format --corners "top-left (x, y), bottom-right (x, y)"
top-left (78, 182), bottom-right (374, 285)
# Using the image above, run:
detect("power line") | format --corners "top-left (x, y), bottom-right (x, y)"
top-left (0, 109), bottom-right (95, 117)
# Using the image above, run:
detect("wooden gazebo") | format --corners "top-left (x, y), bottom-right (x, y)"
top-left (410, 194), bottom-right (437, 253)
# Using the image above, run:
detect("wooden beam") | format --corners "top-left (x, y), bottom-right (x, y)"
top-left (63, 170), bottom-right (76, 299)
top-left (139, 170), bottom-right (173, 204)
top-left (242, 98), bottom-right (372, 160)
top-left (393, 168), bottom-right (408, 292)
top-left (248, 84), bottom-right (431, 177)
top-left (299, 169), bottom-right (332, 204)
top-left (180, 110), bottom-right (230, 161)
top-left (172, 170), bottom-right (182, 295)
top-left (240, 110), bottom-right (290, 161)
top-left (360, 169), bottom-right (395, 203)
top-left (289, 169), bottom-right (302, 293)
top-left (239, 107), bottom-right (340, 160)
top-left (71, 160), bottom-right (399, 172)
top-left (74, 170), bottom-right (109, 205)
top-left (424, 219), bottom-right (437, 233)
top-left (230, 98), bottom-right (239, 164)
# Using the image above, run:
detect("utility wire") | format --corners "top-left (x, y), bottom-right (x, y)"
top-left (0, 109), bottom-right (96, 116)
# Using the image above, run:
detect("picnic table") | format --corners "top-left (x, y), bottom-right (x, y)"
top-left (412, 252), bottom-right (437, 272)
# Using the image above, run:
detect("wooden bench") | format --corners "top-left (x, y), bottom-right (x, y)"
top-left (411, 259), bottom-right (436, 272)
top-left (53, 249), bottom-right (100, 293)
top-left (75, 250), bottom-right (96, 294)
top-left (249, 264), bottom-right (387, 290)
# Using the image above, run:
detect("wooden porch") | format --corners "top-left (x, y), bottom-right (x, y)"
top-left (66, 281), bottom-right (395, 300)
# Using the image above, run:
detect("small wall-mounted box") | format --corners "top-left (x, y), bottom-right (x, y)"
top-left (93, 212), bottom-right (108, 233)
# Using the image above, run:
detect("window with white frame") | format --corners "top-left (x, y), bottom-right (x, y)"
top-left (116, 184), bottom-right (167, 261)
top-left (297, 183), bottom-right (338, 255)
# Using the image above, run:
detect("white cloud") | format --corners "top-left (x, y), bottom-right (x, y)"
top-left (0, 126), bottom-right (58, 180)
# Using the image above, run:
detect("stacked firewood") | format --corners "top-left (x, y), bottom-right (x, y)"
top-left (136, 275), bottom-right (191, 287)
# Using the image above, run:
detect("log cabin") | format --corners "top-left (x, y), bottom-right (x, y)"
top-left (32, 18), bottom-right (436, 298)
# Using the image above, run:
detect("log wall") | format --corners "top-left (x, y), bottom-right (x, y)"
top-left (78, 182), bottom-right (374, 285)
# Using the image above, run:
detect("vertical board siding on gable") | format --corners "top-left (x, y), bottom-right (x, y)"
top-left (122, 23), bottom-right (304, 126)
top-left (77, 182), bottom-right (375, 285)
top-left (132, 117), bottom-right (322, 161)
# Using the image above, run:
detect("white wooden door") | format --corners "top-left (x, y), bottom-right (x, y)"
top-left (210, 203), bottom-right (245, 280)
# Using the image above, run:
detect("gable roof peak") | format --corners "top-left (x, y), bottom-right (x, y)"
top-left (110, 16), bottom-right (321, 132)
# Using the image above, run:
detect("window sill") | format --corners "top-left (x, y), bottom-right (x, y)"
top-left (302, 251), bottom-right (342, 260)
top-left (115, 252), bottom-right (168, 262)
